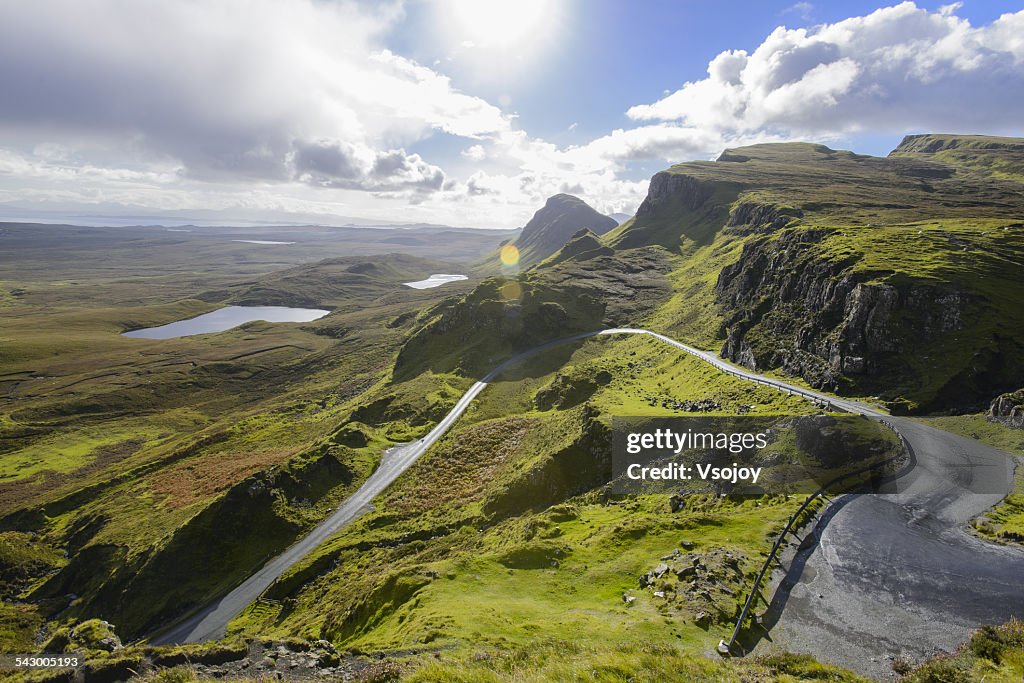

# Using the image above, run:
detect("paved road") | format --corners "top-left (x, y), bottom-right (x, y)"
top-left (751, 417), bottom-right (1022, 679)
top-left (151, 328), bottom-right (1023, 671)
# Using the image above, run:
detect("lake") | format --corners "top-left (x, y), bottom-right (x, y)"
top-left (404, 274), bottom-right (468, 289)
top-left (123, 306), bottom-right (330, 339)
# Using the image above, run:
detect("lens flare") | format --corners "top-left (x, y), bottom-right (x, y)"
top-left (499, 243), bottom-right (520, 267)
top-left (499, 279), bottom-right (522, 301)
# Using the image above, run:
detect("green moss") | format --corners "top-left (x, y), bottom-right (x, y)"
top-left (0, 531), bottom-right (65, 597)
top-left (0, 602), bottom-right (42, 651)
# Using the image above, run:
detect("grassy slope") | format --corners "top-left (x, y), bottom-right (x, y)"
top-left (899, 619), bottom-right (1024, 683)
top-left (598, 140), bottom-right (1024, 410)
top-left (890, 133), bottom-right (1024, 183)
top-left (5, 138), bottom-right (1022, 676)
top-left (224, 336), bottom-right (821, 658)
top-left (0, 246), bottom-right (488, 642)
top-left (203, 141), bottom-right (1024, 671)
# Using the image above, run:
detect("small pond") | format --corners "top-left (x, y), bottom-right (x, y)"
top-left (122, 306), bottom-right (330, 339)
top-left (403, 274), bottom-right (468, 289)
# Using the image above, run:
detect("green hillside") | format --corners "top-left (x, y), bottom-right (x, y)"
top-left (589, 138), bottom-right (1024, 412)
top-left (4, 135), bottom-right (1024, 681)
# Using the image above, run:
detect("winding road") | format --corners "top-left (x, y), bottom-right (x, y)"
top-left (151, 328), bottom-right (1023, 679)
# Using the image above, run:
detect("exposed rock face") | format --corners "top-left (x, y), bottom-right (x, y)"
top-left (636, 547), bottom-right (747, 626)
top-left (611, 171), bottom-right (736, 249)
top-left (635, 172), bottom-right (715, 217)
top-left (990, 390), bottom-right (1024, 428)
top-left (725, 201), bottom-right (802, 232)
top-left (69, 638), bottom-right (390, 682)
top-left (714, 228), bottom-right (1013, 412)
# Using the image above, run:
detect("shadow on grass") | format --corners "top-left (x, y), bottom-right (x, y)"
top-left (732, 492), bottom-right (859, 655)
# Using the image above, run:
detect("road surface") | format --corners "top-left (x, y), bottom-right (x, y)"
top-left (750, 416), bottom-right (1022, 679)
top-left (151, 328), bottom-right (1023, 674)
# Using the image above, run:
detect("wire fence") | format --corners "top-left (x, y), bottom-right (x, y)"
top-left (718, 419), bottom-right (913, 655)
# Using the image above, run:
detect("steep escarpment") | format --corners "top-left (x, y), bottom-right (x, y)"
top-left (613, 141), bottom-right (1024, 250)
top-left (602, 138), bottom-right (1024, 412)
top-left (608, 171), bottom-right (740, 250)
top-left (715, 225), bottom-right (1024, 412)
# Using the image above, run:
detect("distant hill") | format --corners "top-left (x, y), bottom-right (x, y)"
top-left (214, 253), bottom-right (469, 309)
top-left (888, 133), bottom-right (1024, 182)
top-left (609, 212), bottom-right (633, 225)
top-left (507, 194), bottom-right (617, 268)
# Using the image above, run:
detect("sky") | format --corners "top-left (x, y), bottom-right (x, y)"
top-left (0, 0), bottom-right (1021, 228)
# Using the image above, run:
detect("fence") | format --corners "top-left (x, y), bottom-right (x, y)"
top-left (718, 419), bottom-right (913, 655)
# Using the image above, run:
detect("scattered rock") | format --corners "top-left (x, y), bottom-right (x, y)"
top-left (990, 389), bottom-right (1024, 428)
top-left (152, 638), bottom-right (381, 680)
top-left (676, 565), bottom-right (697, 580)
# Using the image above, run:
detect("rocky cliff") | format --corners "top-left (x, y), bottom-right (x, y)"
top-left (600, 138), bottom-right (1024, 413)
top-left (715, 226), bottom-right (1023, 412)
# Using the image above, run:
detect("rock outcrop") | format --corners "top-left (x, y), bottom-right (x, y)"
top-left (990, 390), bottom-right (1024, 428)
top-left (635, 547), bottom-right (747, 626)
top-left (714, 228), bottom-right (1019, 412)
top-left (635, 173), bottom-right (716, 217)
top-left (725, 201), bottom-right (803, 233)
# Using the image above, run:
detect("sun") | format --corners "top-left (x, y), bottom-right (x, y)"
top-left (445, 0), bottom-right (550, 49)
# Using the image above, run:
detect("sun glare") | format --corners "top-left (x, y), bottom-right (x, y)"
top-left (445, 0), bottom-right (550, 49)
top-left (500, 243), bottom-right (520, 266)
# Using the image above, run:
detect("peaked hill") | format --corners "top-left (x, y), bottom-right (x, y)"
top-left (506, 194), bottom-right (617, 268)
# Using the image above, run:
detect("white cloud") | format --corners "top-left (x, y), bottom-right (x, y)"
top-left (461, 144), bottom-right (487, 161)
top-left (784, 2), bottom-right (815, 22)
top-left (0, 0), bottom-right (508, 194)
top-left (626, 2), bottom-right (1024, 138)
top-left (1, 1), bottom-right (1022, 228)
